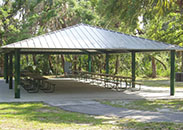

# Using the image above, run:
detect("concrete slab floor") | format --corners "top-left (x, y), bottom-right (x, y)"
top-left (0, 78), bottom-right (142, 102)
top-left (1, 78), bottom-right (183, 103)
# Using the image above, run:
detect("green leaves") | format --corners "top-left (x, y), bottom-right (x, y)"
top-left (97, 0), bottom-right (150, 32)
top-left (0, 8), bottom-right (9, 17)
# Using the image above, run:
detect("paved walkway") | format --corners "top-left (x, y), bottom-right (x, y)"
top-left (46, 100), bottom-right (183, 122)
top-left (1, 78), bottom-right (183, 122)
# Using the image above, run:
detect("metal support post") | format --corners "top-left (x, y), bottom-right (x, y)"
top-left (132, 51), bottom-right (136, 88)
top-left (170, 50), bottom-right (175, 96)
top-left (15, 50), bottom-right (20, 98)
top-left (9, 54), bottom-right (13, 89)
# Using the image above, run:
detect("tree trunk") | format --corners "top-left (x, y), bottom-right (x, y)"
top-left (32, 54), bottom-right (36, 65)
top-left (61, 54), bottom-right (65, 74)
top-left (56, 55), bottom-right (59, 77)
top-left (115, 55), bottom-right (119, 75)
top-left (26, 55), bottom-right (29, 65)
top-left (48, 55), bottom-right (54, 74)
top-left (177, 0), bottom-right (183, 14)
top-left (78, 56), bottom-right (81, 71)
top-left (97, 55), bottom-right (102, 73)
top-left (73, 55), bottom-right (77, 72)
top-left (152, 57), bottom-right (156, 78)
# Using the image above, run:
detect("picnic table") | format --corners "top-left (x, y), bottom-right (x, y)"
top-left (73, 71), bottom-right (141, 91)
top-left (20, 71), bottom-right (55, 93)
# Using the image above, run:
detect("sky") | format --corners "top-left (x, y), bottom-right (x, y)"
top-left (0, 0), bottom-right (3, 6)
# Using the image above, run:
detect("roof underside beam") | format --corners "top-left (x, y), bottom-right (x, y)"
top-left (20, 51), bottom-right (104, 55)
top-left (0, 48), bottom-right (178, 55)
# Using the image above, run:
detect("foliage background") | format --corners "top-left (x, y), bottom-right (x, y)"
top-left (0, 0), bottom-right (182, 78)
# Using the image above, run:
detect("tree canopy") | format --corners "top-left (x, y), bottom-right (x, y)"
top-left (0, 0), bottom-right (183, 78)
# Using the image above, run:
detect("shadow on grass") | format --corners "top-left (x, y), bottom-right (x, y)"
top-left (0, 102), bottom-right (107, 125)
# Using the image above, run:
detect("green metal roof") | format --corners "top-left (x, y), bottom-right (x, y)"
top-left (1, 23), bottom-right (183, 53)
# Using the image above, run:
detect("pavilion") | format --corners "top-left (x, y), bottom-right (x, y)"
top-left (1, 23), bottom-right (183, 98)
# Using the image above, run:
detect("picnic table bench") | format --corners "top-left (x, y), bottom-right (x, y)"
top-left (73, 71), bottom-right (141, 91)
top-left (20, 72), bottom-right (55, 93)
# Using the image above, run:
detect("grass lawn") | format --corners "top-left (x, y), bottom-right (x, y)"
top-left (100, 99), bottom-right (183, 112)
top-left (0, 102), bottom-right (183, 130)
top-left (136, 77), bottom-right (183, 88)
top-left (0, 102), bottom-right (115, 130)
